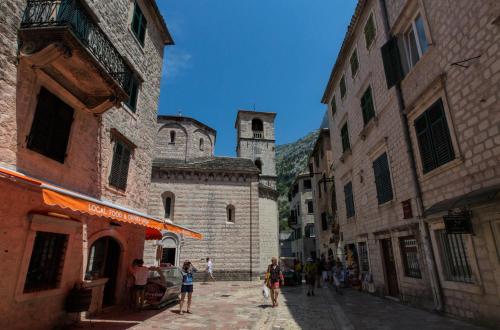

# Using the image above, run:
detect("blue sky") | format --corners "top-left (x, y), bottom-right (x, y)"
top-left (157, 0), bottom-right (357, 156)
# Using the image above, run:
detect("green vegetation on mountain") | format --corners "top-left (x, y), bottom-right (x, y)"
top-left (276, 130), bottom-right (319, 231)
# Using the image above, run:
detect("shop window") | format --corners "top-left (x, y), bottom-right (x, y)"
top-left (364, 13), bottom-right (376, 48)
top-left (400, 236), bottom-right (421, 278)
top-left (321, 213), bottom-right (328, 231)
top-left (350, 49), bottom-right (359, 77)
top-left (24, 231), bottom-right (68, 293)
top-left (358, 242), bottom-right (369, 272)
top-left (170, 131), bottom-right (176, 144)
top-left (361, 86), bottom-right (375, 125)
top-left (303, 179), bottom-right (312, 190)
top-left (403, 14), bottom-right (429, 70)
top-left (27, 87), bottom-right (74, 163)
top-left (131, 1), bottom-right (147, 46)
top-left (307, 200), bottom-right (314, 214)
top-left (372, 153), bottom-right (394, 204)
top-left (437, 230), bottom-right (473, 283)
top-left (124, 75), bottom-right (140, 112)
top-left (227, 205), bottom-right (235, 223)
top-left (163, 192), bottom-right (175, 219)
top-left (339, 75), bottom-right (347, 99)
top-left (330, 94), bottom-right (337, 116)
top-left (344, 182), bottom-right (355, 218)
top-left (305, 224), bottom-right (315, 238)
top-left (109, 140), bottom-right (131, 190)
top-left (414, 99), bottom-right (455, 174)
top-left (341, 122), bottom-right (350, 153)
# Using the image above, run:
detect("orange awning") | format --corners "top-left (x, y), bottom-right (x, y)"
top-left (0, 166), bottom-right (202, 240)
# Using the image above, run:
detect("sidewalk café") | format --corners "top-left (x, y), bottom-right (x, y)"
top-left (0, 166), bottom-right (201, 327)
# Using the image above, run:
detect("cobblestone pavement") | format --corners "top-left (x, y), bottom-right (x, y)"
top-left (75, 281), bottom-right (486, 330)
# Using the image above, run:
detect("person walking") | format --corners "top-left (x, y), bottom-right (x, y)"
top-left (333, 260), bottom-right (343, 295)
top-left (322, 256), bottom-right (331, 288)
top-left (179, 260), bottom-right (197, 315)
top-left (204, 257), bottom-right (215, 283)
top-left (294, 259), bottom-right (302, 285)
top-left (129, 259), bottom-right (149, 309)
top-left (265, 257), bottom-right (283, 307)
top-left (316, 255), bottom-right (325, 288)
top-left (304, 257), bottom-right (317, 296)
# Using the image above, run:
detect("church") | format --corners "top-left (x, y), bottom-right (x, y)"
top-left (144, 110), bottom-right (279, 279)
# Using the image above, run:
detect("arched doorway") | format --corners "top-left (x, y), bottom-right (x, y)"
top-left (160, 236), bottom-right (178, 266)
top-left (86, 236), bottom-right (121, 306)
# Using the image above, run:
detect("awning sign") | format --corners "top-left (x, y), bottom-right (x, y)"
top-left (444, 211), bottom-right (473, 234)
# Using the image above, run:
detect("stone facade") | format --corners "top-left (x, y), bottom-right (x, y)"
top-left (308, 129), bottom-right (338, 259)
top-left (0, 0), bottom-right (171, 328)
top-left (320, 0), bottom-right (500, 325)
top-left (288, 173), bottom-right (316, 261)
top-left (145, 111), bottom-right (279, 278)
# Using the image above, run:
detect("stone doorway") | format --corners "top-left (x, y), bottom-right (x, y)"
top-left (381, 238), bottom-right (399, 297)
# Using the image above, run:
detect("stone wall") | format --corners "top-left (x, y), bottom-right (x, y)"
top-left (148, 172), bottom-right (261, 280)
top-left (258, 196), bottom-right (280, 271)
top-left (290, 175), bottom-right (316, 260)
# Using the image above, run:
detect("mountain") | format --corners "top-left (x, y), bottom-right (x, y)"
top-left (276, 130), bottom-right (319, 230)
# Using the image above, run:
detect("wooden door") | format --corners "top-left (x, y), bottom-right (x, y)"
top-left (381, 239), bottom-right (399, 297)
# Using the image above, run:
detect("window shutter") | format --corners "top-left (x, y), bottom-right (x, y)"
top-left (344, 182), bottom-right (355, 218)
top-left (415, 114), bottom-right (435, 173)
top-left (361, 87), bottom-right (375, 125)
top-left (109, 141), bottom-right (131, 190)
top-left (428, 100), bottom-right (455, 167)
top-left (373, 153), bottom-right (393, 204)
top-left (341, 123), bottom-right (350, 152)
top-left (381, 37), bottom-right (404, 89)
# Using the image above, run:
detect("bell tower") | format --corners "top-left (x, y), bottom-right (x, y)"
top-left (235, 110), bottom-right (277, 189)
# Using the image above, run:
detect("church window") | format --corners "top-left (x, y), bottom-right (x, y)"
top-left (199, 138), bottom-right (204, 151)
top-left (252, 119), bottom-right (264, 138)
top-left (255, 159), bottom-right (262, 173)
top-left (163, 192), bottom-right (175, 220)
top-left (227, 205), bottom-right (235, 223)
top-left (170, 131), bottom-right (176, 144)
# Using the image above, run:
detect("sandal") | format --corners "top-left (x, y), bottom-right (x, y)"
top-left (179, 310), bottom-right (184, 315)
top-left (186, 310), bottom-right (192, 314)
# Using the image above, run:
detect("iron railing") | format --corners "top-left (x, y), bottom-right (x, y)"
top-left (21, 0), bottom-right (133, 93)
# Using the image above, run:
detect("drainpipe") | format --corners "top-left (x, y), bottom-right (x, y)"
top-left (249, 177), bottom-right (253, 280)
top-left (378, 0), bottom-right (443, 312)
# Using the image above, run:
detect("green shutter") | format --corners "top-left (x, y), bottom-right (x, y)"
top-left (361, 86), bottom-right (375, 125)
top-left (373, 153), bottom-right (393, 204)
top-left (341, 123), bottom-right (350, 152)
top-left (381, 37), bottom-right (404, 89)
top-left (131, 2), bottom-right (147, 45)
top-left (344, 182), bottom-right (355, 218)
top-left (109, 141), bottom-right (131, 190)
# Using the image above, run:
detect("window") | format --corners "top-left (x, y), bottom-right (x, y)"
top-left (341, 123), bottom-right (350, 153)
top-left (381, 36), bottom-right (404, 89)
top-left (303, 179), bottom-right (312, 190)
top-left (437, 231), bottom-right (472, 283)
top-left (344, 182), bottom-right (355, 218)
top-left (373, 153), bottom-right (394, 204)
top-left (350, 50), bottom-right (359, 77)
top-left (330, 94), bottom-right (337, 115)
top-left (339, 75), bottom-right (347, 99)
top-left (227, 205), bottom-right (235, 223)
top-left (414, 99), bottom-right (455, 173)
top-left (124, 75), bottom-right (139, 112)
top-left (361, 86), bottom-right (375, 125)
top-left (24, 231), bottom-right (68, 293)
top-left (358, 242), bottom-right (369, 272)
top-left (131, 1), bottom-right (147, 46)
top-left (163, 194), bottom-right (175, 219)
top-left (295, 228), bottom-right (302, 239)
top-left (255, 159), bottom-right (262, 173)
top-left (307, 200), bottom-right (314, 214)
top-left (109, 140), bottom-right (131, 190)
top-left (318, 182), bottom-right (322, 198)
top-left (321, 212), bottom-right (328, 231)
top-left (403, 14), bottom-right (429, 69)
top-left (331, 187), bottom-right (337, 213)
top-left (27, 87), bottom-right (74, 163)
top-left (199, 138), bottom-right (204, 151)
top-left (170, 131), bottom-right (176, 144)
top-left (400, 236), bottom-right (422, 278)
top-left (402, 200), bottom-right (413, 219)
top-left (305, 224), bottom-right (315, 238)
top-left (252, 118), bottom-right (264, 138)
top-left (364, 13), bottom-right (376, 48)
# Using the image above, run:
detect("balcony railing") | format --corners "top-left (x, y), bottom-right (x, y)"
top-left (21, 0), bottom-right (133, 93)
top-left (253, 131), bottom-right (264, 139)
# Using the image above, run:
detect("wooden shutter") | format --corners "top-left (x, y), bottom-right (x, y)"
top-left (373, 153), bottom-right (394, 204)
top-left (381, 37), bottom-right (404, 89)
top-left (341, 123), bottom-right (350, 152)
top-left (132, 2), bottom-right (146, 44)
top-left (344, 182), bottom-right (355, 218)
top-left (361, 87), bottom-right (375, 125)
top-left (428, 100), bottom-right (455, 167)
top-left (27, 88), bottom-right (74, 163)
top-left (109, 141), bottom-right (131, 190)
top-left (415, 113), bottom-right (435, 173)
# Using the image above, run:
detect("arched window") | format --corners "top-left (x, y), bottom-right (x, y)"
top-left (254, 159), bottom-right (262, 173)
top-left (226, 205), bottom-right (235, 223)
top-left (199, 138), bottom-right (204, 151)
top-left (162, 192), bottom-right (175, 220)
top-left (252, 118), bottom-right (264, 138)
top-left (170, 131), bottom-right (176, 144)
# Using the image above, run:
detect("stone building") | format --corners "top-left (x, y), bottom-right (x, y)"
top-left (321, 0), bottom-right (500, 325)
top-left (288, 172), bottom-right (316, 261)
top-left (307, 128), bottom-right (338, 260)
top-left (145, 110), bottom-right (279, 279)
top-left (0, 1), bottom-right (199, 329)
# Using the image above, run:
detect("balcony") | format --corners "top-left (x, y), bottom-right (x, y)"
top-left (18, 0), bottom-right (134, 113)
top-left (253, 131), bottom-right (264, 139)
